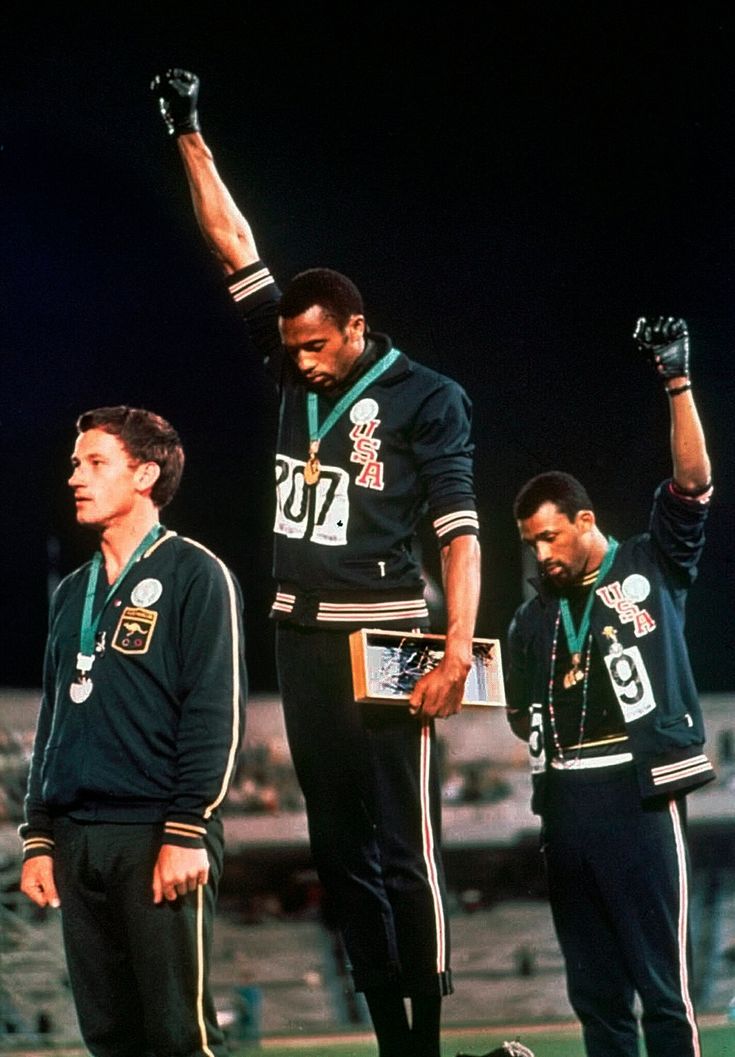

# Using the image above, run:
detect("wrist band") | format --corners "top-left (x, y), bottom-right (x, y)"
top-left (671, 478), bottom-right (712, 498)
top-left (666, 382), bottom-right (691, 397)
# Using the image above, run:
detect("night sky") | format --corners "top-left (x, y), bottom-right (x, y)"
top-left (3, 5), bottom-right (734, 693)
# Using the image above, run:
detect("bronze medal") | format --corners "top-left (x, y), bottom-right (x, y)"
top-left (563, 652), bottom-right (584, 690)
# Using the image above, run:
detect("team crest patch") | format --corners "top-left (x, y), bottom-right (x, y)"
top-left (350, 397), bottom-right (379, 424)
top-left (112, 606), bottom-right (158, 655)
top-left (622, 574), bottom-right (650, 603)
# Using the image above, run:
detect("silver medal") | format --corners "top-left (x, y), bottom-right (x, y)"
top-left (70, 652), bottom-right (95, 701)
top-left (70, 678), bottom-right (93, 703)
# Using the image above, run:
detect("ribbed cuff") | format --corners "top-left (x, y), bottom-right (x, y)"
top-left (22, 835), bottom-right (55, 861)
top-left (163, 818), bottom-right (208, 849)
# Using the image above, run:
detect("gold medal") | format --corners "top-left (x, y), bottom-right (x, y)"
top-left (304, 349), bottom-right (399, 492)
top-left (304, 441), bottom-right (320, 485)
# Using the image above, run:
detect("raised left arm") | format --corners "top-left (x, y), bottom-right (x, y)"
top-left (667, 385), bottom-right (711, 494)
top-left (633, 315), bottom-right (711, 493)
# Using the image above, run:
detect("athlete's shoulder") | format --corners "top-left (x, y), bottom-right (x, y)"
top-left (172, 534), bottom-right (241, 587)
top-left (408, 363), bottom-right (472, 419)
top-left (380, 357), bottom-right (471, 426)
top-left (52, 560), bottom-right (94, 605)
top-left (164, 531), bottom-right (223, 564)
top-left (509, 593), bottom-right (545, 635)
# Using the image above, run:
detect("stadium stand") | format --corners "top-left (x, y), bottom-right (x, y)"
top-left (1, 690), bottom-right (733, 1048)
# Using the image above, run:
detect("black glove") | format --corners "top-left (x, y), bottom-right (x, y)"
top-left (633, 315), bottom-right (690, 381)
top-left (456, 1041), bottom-right (535, 1057)
top-left (150, 68), bottom-right (200, 137)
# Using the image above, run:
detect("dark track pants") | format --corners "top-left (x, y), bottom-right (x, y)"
top-left (542, 766), bottom-right (701, 1057)
top-left (52, 816), bottom-right (227, 1057)
top-left (276, 623), bottom-right (452, 996)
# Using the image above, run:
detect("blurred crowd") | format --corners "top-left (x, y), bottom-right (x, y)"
top-left (0, 727), bottom-right (30, 824)
top-left (0, 724), bottom-right (513, 824)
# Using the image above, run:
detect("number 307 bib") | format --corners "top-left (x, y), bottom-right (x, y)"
top-left (274, 454), bottom-right (349, 546)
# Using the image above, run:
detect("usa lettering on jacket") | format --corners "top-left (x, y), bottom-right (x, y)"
top-left (596, 579), bottom-right (657, 637)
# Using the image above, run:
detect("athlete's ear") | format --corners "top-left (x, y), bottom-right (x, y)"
top-left (347, 313), bottom-right (366, 338)
top-left (134, 461), bottom-right (161, 496)
top-left (575, 509), bottom-right (596, 533)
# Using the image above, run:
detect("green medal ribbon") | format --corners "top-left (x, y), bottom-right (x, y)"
top-left (558, 537), bottom-right (619, 662)
top-left (77, 524), bottom-right (162, 665)
top-left (307, 347), bottom-right (400, 452)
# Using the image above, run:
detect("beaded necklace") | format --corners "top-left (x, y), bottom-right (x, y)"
top-left (545, 537), bottom-right (618, 767)
top-left (546, 610), bottom-right (594, 767)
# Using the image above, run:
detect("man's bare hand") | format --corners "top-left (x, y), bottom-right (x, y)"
top-left (408, 654), bottom-right (469, 719)
top-left (20, 855), bottom-right (60, 908)
top-left (152, 844), bottom-right (210, 904)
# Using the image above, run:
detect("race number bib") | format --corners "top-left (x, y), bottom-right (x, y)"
top-left (528, 703), bottom-right (546, 774)
top-left (603, 644), bottom-right (656, 722)
top-left (274, 454), bottom-right (349, 546)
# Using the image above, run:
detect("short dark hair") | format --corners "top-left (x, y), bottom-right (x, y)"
top-left (279, 268), bottom-right (364, 330)
top-left (513, 471), bottom-right (594, 522)
top-left (76, 406), bottom-right (184, 509)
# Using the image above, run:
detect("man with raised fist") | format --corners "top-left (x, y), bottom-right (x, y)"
top-left (505, 317), bottom-right (714, 1057)
top-left (151, 68), bottom-right (481, 1057)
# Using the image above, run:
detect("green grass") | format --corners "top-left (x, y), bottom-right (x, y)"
top-left (8, 1021), bottom-right (733, 1056)
top-left (224, 1021), bottom-right (734, 1056)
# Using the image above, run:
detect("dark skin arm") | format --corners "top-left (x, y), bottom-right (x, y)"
top-left (176, 132), bottom-right (259, 275)
top-left (634, 315), bottom-right (711, 491)
top-left (667, 382), bottom-right (711, 492)
top-left (409, 534), bottom-right (481, 719)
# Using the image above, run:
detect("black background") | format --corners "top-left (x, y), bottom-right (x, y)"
top-left (2, 4), bottom-right (733, 693)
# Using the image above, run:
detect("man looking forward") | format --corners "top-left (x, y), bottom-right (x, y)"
top-left (21, 405), bottom-right (246, 1057)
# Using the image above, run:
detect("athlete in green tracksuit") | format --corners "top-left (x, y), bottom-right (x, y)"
top-left (20, 405), bottom-right (247, 1057)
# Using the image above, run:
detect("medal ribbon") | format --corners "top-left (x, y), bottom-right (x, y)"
top-left (78, 524), bottom-right (162, 659)
top-left (307, 347), bottom-right (401, 448)
top-left (558, 537), bottom-right (619, 658)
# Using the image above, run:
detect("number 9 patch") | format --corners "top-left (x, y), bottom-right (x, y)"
top-left (603, 644), bottom-right (656, 722)
top-left (112, 606), bottom-right (158, 655)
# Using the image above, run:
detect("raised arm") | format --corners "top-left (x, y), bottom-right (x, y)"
top-left (151, 69), bottom-right (259, 275)
top-left (634, 316), bottom-right (712, 493)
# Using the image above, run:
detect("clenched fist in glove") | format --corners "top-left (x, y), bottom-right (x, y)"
top-left (633, 316), bottom-right (690, 383)
top-left (456, 1040), bottom-right (535, 1057)
top-left (151, 68), bottom-right (200, 137)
